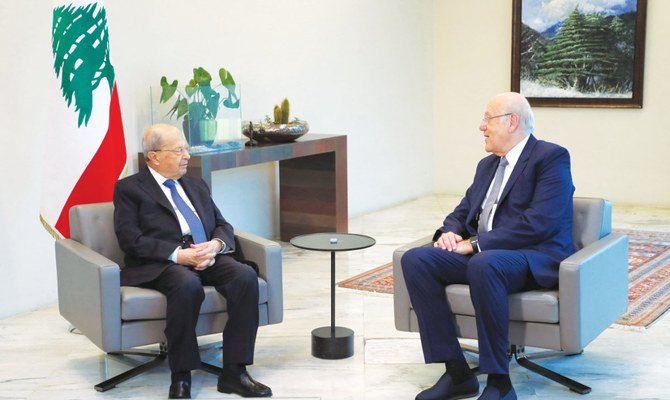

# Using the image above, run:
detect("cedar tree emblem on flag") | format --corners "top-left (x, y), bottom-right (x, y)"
top-left (41, 0), bottom-right (127, 239)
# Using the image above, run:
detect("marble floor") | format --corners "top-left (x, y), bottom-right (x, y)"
top-left (1, 194), bottom-right (670, 399)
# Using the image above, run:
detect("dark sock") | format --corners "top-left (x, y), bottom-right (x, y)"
top-left (222, 363), bottom-right (246, 376)
top-left (445, 359), bottom-right (474, 384)
top-left (171, 370), bottom-right (191, 384)
top-left (487, 374), bottom-right (512, 394)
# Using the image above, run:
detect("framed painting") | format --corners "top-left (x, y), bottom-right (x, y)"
top-left (511, 0), bottom-right (647, 108)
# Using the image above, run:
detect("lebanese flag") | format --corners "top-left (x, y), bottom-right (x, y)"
top-left (41, 0), bottom-right (127, 239)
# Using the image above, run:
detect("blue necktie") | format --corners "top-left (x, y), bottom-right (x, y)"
top-left (478, 156), bottom-right (509, 233)
top-left (163, 179), bottom-right (207, 244)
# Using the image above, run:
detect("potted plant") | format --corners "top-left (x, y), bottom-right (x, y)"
top-left (242, 98), bottom-right (309, 144)
top-left (159, 66), bottom-right (240, 147)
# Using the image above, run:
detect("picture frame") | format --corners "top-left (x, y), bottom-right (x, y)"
top-left (511, 0), bottom-right (647, 108)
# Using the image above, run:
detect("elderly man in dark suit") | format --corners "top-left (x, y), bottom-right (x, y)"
top-left (402, 92), bottom-right (575, 400)
top-left (114, 124), bottom-right (271, 399)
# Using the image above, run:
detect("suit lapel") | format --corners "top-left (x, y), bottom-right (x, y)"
top-left (473, 156), bottom-right (499, 207)
top-left (138, 169), bottom-right (178, 221)
top-left (499, 135), bottom-right (537, 204)
top-left (467, 155), bottom-right (498, 229)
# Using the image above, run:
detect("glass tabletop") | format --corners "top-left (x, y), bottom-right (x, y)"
top-left (290, 232), bottom-right (375, 252)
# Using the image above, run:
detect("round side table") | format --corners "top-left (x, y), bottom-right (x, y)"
top-left (290, 232), bottom-right (376, 359)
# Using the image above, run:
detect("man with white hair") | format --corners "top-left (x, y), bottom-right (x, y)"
top-left (402, 92), bottom-right (575, 400)
top-left (114, 124), bottom-right (272, 399)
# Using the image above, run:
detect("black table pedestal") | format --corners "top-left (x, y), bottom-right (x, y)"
top-left (311, 326), bottom-right (354, 359)
top-left (289, 233), bottom-right (375, 361)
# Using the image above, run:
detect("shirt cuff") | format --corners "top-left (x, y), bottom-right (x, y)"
top-left (169, 246), bottom-right (180, 262)
top-left (213, 238), bottom-right (227, 254)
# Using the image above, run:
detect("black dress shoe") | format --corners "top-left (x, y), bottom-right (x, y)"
top-left (478, 385), bottom-right (517, 400)
top-left (218, 370), bottom-right (272, 397)
top-left (168, 380), bottom-right (191, 399)
top-left (416, 372), bottom-right (479, 400)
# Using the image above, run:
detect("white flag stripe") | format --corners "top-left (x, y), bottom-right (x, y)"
top-left (41, 74), bottom-right (111, 227)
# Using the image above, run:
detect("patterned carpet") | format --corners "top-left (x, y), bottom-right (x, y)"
top-left (338, 229), bottom-right (670, 328)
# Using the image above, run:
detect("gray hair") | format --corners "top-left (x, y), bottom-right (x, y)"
top-left (523, 107), bottom-right (535, 135)
top-left (501, 92), bottom-right (535, 136)
top-left (141, 124), bottom-right (172, 159)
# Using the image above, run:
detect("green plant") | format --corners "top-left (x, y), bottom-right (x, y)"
top-left (159, 67), bottom-right (239, 124)
top-left (271, 98), bottom-right (291, 124)
top-left (247, 97), bottom-right (309, 143)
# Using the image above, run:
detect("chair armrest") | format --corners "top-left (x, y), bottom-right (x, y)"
top-left (55, 239), bottom-right (122, 352)
top-left (393, 235), bottom-right (433, 331)
top-left (235, 231), bottom-right (283, 324)
top-left (558, 232), bottom-right (629, 354)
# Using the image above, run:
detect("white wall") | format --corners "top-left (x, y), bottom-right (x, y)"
top-left (106, 0), bottom-right (435, 236)
top-left (0, 0), bottom-right (434, 318)
top-left (434, 1), bottom-right (670, 207)
top-left (0, 0), bottom-right (59, 319)
top-left (3, 0), bottom-right (668, 319)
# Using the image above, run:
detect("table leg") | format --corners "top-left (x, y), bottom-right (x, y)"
top-left (311, 251), bottom-right (354, 359)
top-left (331, 251), bottom-right (335, 333)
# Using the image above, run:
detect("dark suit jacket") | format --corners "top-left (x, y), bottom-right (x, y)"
top-left (435, 135), bottom-right (575, 288)
top-left (113, 168), bottom-right (235, 286)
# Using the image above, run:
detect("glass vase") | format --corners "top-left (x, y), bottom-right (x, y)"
top-left (150, 85), bottom-right (243, 154)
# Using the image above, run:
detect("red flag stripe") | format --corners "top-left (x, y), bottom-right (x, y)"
top-left (54, 82), bottom-right (127, 238)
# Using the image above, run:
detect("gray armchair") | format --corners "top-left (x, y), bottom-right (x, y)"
top-left (393, 197), bottom-right (628, 394)
top-left (55, 202), bottom-right (283, 391)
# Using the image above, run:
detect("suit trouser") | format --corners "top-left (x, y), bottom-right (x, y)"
top-left (401, 247), bottom-right (534, 374)
top-left (143, 255), bottom-right (259, 373)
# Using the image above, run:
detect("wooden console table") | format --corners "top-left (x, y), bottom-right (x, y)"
top-left (138, 134), bottom-right (347, 241)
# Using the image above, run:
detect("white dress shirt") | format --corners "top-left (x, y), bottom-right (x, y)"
top-left (480, 135), bottom-right (530, 232)
top-left (148, 166), bottom-right (201, 236)
top-left (147, 167), bottom-right (227, 262)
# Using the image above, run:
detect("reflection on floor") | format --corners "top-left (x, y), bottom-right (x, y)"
top-left (1, 194), bottom-right (669, 399)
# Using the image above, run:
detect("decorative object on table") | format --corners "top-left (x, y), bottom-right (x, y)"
top-left (244, 121), bottom-right (258, 147)
top-left (511, 0), bottom-right (647, 108)
top-left (151, 66), bottom-right (243, 154)
top-left (242, 98), bottom-right (309, 144)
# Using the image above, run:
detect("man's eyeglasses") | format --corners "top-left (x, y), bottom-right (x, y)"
top-left (481, 113), bottom-right (512, 124)
top-left (152, 146), bottom-right (190, 156)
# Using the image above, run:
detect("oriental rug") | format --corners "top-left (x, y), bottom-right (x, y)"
top-left (337, 229), bottom-right (670, 328)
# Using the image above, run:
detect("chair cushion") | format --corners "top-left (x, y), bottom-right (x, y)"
top-left (572, 197), bottom-right (610, 250)
top-left (69, 202), bottom-right (125, 266)
top-left (121, 277), bottom-right (269, 321)
top-left (445, 284), bottom-right (559, 324)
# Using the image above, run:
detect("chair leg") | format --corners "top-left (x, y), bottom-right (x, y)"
top-left (199, 362), bottom-right (223, 375)
top-left (196, 341), bottom-right (223, 375)
top-left (94, 343), bottom-right (168, 392)
top-left (512, 345), bottom-right (591, 395)
top-left (95, 342), bottom-right (226, 391)
top-left (459, 342), bottom-right (590, 394)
